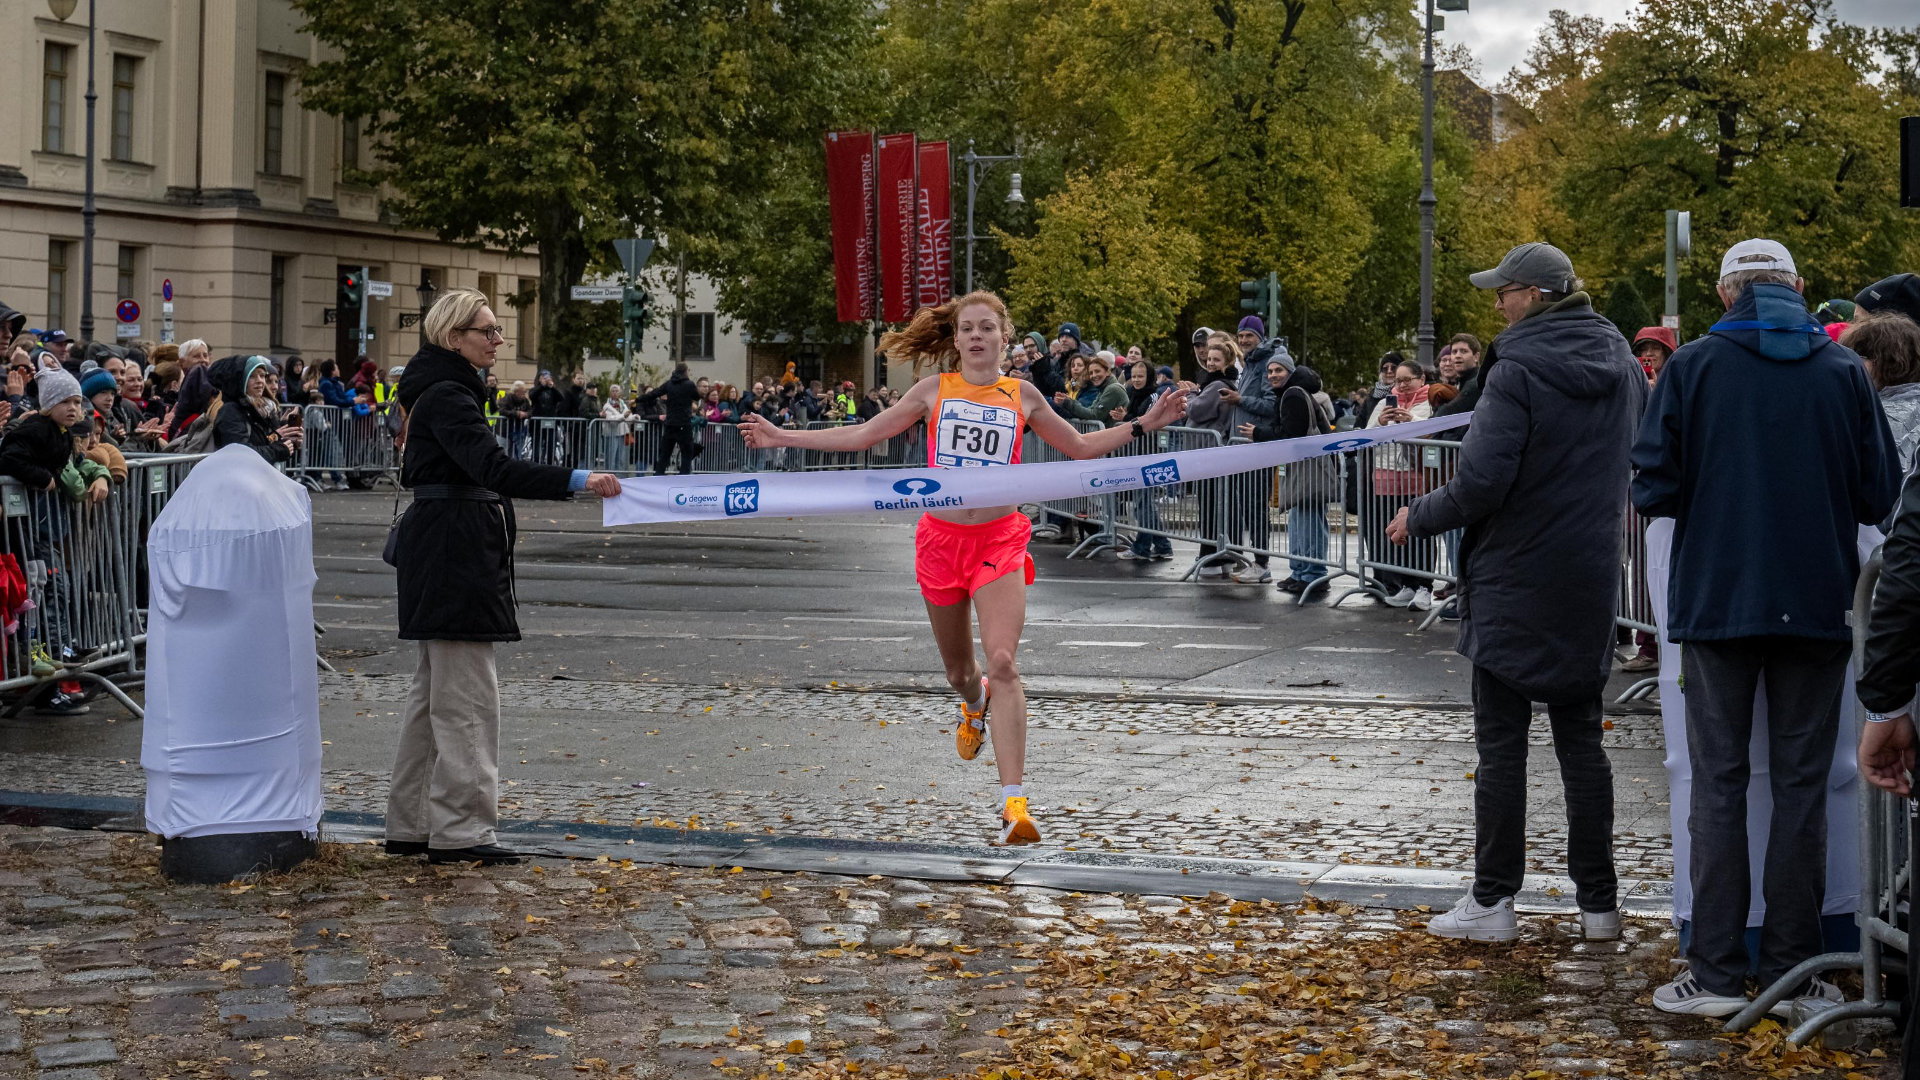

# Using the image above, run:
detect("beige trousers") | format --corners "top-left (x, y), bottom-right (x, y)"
top-left (386, 640), bottom-right (501, 849)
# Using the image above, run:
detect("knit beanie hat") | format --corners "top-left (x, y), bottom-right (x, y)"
top-left (81, 369), bottom-right (118, 399)
top-left (1056, 322), bottom-right (1082, 346)
top-left (1238, 315), bottom-right (1266, 337)
top-left (37, 366), bottom-right (82, 406)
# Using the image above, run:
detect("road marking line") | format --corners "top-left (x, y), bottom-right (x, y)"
top-left (786, 615), bottom-right (1259, 631)
top-left (825, 636), bottom-right (913, 642)
top-left (714, 634), bottom-right (803, 642)
top-left (1172, 643), bottom-right (1268, 651)
top-left (1299, 646), bottom-right (1396, 653)
top-left (1061, 640), bottom-right (1147, 648)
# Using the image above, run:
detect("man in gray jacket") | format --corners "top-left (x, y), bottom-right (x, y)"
top-left (1388, 242), bottom-right (1647, 942)
top-left (1223, 317), bottom-right (1280, 582)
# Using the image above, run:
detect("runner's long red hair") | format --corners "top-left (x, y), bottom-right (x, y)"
top-left (880, 292), bottom-right (1013, 375)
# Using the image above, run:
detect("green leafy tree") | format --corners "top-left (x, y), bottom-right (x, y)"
top-left (294, 0), bottom-right (873, 368)
top-left (1602, 280), bottom-right (1656, 339)
top-left (1471, 0), bottom-right (1920, 337)
top-left (998, 169), bottom-right (1205, 347)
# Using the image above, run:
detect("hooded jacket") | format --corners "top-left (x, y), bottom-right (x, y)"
top-left (1254, 364), bottom-right (1326, 441)
top-left (207, 355), bottom-right (292, 465)
top-left (1859, 466), bottom-right (1920, 713)
top-left (1408, 293), bottom-right (1648, 699)
top-left (1632, 283), bottom-right (1899, 642)
top-left (0, 302), bottom-right (24, 343)
top-left (1231, 341), bottom-right (1282, 435)
top-left (638, 373), bottom-right (700, 428)
top-left (391, 343), bottom-right (575, 641)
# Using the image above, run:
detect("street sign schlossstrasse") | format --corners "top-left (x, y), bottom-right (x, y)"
top-left (571, 285), bottom-right (624, 302)
top-left (365, 280), bottom-right (394, 299)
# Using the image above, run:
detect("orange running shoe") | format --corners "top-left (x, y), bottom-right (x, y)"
top-left (956, 677), bottom-right (989, 761)
top-left (997, 796), bottom-right (1041, 845)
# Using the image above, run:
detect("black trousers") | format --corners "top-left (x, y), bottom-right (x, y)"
top-left (653, 426), bottom-right (699, 476)
top-left (1470, 665), bottom-right (1618, 913)
top-left (1681, 636), bottom-right (1851, 996)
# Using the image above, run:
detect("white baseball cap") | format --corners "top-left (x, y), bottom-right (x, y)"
top-left (1720, 238), bottom-right (1796, 279)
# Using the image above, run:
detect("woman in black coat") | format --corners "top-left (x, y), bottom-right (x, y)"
top-left (385, 289), bottom-right (621, 866)
top-left (207, 355), bottom-right (301, 464)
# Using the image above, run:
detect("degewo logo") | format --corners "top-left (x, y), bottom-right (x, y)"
top-left (892, 477), bottom-right (942, 496)
top-left (1140, 459), bottom-right (1182, 487)
top-left (725, 479), bottom-right (761, 516)
top-left (1320, 436), bottom-right (1373, 452)
top-left (1081, 466), bottom-right (1142, 493)
top-left (669, 487), bottom-right (723, 511)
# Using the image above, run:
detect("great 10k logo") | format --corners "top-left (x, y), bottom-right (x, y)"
top-left (724, 479), bottom-right (760, 516)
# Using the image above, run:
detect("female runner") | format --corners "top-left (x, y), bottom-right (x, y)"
top-left (740, 292), bottom-right (1189, 844)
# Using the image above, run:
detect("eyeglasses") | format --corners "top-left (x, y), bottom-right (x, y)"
top-left (1495, 285), bottom-right (1533, 300)
top-left (461, 324), bottom-right (506, 341)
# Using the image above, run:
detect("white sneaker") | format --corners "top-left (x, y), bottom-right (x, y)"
top-left (1652, 971), bottom-right (1749, 1017)
top-left (1116, 549), bottom-right (1143, 560)
top-left (1411, 587), bottom-right (1434, 611)
top-left (1768, 976), bottom-right (1843, 1019)
top-left (1424, 894), bottom-right (1518, 942)
top-left (1200, 564), bottom-right (1232, 580)
top-left (1234, 565), bottom-right (1272, 584)
top-left (1579, 908), bottom-right (1621, 941)
top-left (1384, 586), bottom-right (1416, 607)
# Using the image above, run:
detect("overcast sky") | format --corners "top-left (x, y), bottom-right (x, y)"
top-left (1446, 0), bottom-right (1918, 85)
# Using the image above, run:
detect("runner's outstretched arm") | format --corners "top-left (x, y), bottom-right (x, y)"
top-left (739, 380), bottom-right (934, 453)
top-left (1022, 380), bottom-right (1188, 460)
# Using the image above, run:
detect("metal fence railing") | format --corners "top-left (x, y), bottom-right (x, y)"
top-left (0, 453), bottom-right (210, 719)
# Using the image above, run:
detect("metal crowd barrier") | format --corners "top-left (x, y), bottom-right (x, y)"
top-left (1323, 438), bottom-right (1461, 616)
top-left (290, 404), bottom-right (397, 489)
top-left (1209, 435), bottom-right (1353, 601)
top-left (1724, 552), bottom-right (1909, 1045)
top-left (0, 453), bottom-right (209, 719)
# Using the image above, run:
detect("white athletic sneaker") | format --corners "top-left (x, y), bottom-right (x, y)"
top-left (1652, 971), bottom-right (1749, 1017)
top-left (1411, 587), bottom-right (1434, 611)
top-left (1425, 894), bottom-right (1518, 942)
top-left (1768, 976), bottom-right (1843, 1019)
top-left (1234, 565), bottom-right (1272, 584)
top-left (1579, 908), bottom-right (1621, 941)
top-left (1384, 586), bottom-right (1416, 607)
top-left (1200, 564), bottom-right (1233, 580)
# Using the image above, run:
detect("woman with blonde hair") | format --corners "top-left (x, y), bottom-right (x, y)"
top-left (741, 292), bottom-right (1189, 844)
top-left (383, 288), bottom-right (622, 866)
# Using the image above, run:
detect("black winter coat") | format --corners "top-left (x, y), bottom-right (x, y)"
top-left (207, 356), bottom-right (293, 465)
top-left (1860, 466), bottom-right (1920, 714)
top-left (1406, 294), bottom-right (1648, 700)
top-left (0, 413), bottom-right (73, 490)
top-left (393, 344), bottom-right (573, 641)
top-left (529, 383), bottom-right (567, 417)
top-left (638, 375), bottom-right (700, 428)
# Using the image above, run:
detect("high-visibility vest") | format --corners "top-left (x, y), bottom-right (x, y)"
top-left (375, 382), bottom-right (394, 407)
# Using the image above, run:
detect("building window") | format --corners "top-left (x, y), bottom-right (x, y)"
top-left (44, 44), bottom-right (71, 154)
top-left (110, 54), bottom-right (136, 162)
top-left (341, 114), bottom-right (360, 174)
top-left (270, 255), bottom-right (291, 349)
top-left (263, 72), bottom-right (286, 175)
top-left (116, 246), bottom-right (141, 309)
top-left (678, 313), bottom-right (716, 360)
top-left (47, 241), bottom-right (70, 332)
top-left (515, 279), bottom-right (536, 360)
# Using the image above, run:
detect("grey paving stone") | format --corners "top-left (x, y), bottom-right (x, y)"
top-left (304, 954), bottom-right (370, 986)
top-left (307, 1005), bottom-right (374, 1026)
top-left (33, 1040), bottom-right (118, 1067)
top-left (382, 974), bottom-right (447, 1000)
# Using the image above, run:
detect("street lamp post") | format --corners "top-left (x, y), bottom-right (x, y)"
top-left (962, 140), bottom-right (1024, 295)
top-left (1418, 0), bottom-right (1469, 372)
top-left (48, 0), bottom-right (96, 342)
top-left (415, 269), bottom-right (437, 348)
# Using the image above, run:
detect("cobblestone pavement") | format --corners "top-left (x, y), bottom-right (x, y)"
top-left (0, 675), bottom-right (1674, 882)
top-left (0, 824), bottom-right (1887, 1080)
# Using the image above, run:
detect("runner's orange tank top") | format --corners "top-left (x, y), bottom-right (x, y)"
top-left (926, 373), bottom-right (1025, 468)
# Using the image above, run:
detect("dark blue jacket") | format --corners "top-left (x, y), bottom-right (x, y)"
top-left (1630, 283), bottom-right (1899, 643)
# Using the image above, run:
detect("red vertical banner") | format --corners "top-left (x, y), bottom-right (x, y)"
top-left (824, 131), bottom-right (874, 322)
top-left (915, 141), bottom-right (952, 308)
top-left (876, 133), bottom-right (918, 322)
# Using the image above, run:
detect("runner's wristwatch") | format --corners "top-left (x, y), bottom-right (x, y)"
top-left (1130, 420), bottom-right (1146, 439)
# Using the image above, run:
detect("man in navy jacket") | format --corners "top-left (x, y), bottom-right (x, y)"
top-left (1633, 238), bottom-right (1900, 1018)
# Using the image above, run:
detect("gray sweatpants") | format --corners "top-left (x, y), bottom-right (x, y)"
top-left (386, 640), bottom-right (502, 849)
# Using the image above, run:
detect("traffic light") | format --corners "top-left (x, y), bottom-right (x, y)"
top-left (622, 287), bottom-right (650, 347)
top-left (1239, 278), bottom-right (1269, 314)
top-left (340, 271), bottom-right (364, 308)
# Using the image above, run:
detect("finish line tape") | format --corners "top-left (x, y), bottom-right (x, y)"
top-left (602, 412), bottom-right (1472, 526)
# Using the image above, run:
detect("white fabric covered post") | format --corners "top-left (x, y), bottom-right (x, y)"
top-left (1648, 516), bottom-right (1870, 926)
top-left (142, 445), bottom-right (322, 842)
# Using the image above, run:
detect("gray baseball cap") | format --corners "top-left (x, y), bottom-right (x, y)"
top-left (1469, 242), bottom-right (1578, 293)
